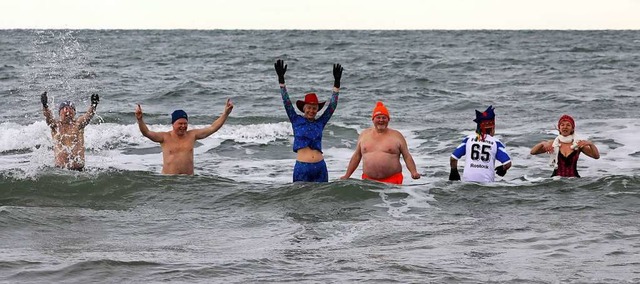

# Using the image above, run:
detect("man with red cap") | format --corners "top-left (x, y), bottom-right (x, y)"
top-left (274, 59), bottom-right (343, 182)
top-left (530, 114), bottom-right (600, 177)
top-left (340, 101), bottom-right (421, 184)
top-left (449, 105), bottom-right (512, 183)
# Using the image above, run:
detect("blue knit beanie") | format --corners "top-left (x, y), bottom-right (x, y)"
top-left (171, 110), bottom-right (188, 124)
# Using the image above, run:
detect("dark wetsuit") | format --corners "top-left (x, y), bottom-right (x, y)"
top-left (281, 86), bottom-right (339, 182)
top-left (552, 150), bottom-right (581, 177)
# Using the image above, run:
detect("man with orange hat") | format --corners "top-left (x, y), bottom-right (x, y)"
top-left (274, 59), bottom-right (343, 182)
top-left (530, 114), bottom-right (599, 177)
top-left (449, 105), bottom-right (512, 183)
top-left (340, 101), bottom-right (421, 184)
top-left (41, 91), bottom-right (99, 171)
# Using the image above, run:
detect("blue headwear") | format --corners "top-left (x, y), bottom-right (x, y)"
top-left (473, 105), bottom-right (495, 123)
top-left (474, 105), bottom-right (495, 141)
top-left (171, 110), bottom-right (188, 124)
top-left (58, 101), bottom-right (75, 112)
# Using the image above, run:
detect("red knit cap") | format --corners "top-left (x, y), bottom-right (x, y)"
top-left (558, 114), bottom-right (575, 129)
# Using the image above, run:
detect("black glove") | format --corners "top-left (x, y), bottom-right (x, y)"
top-left (495, 165), bottom-right (507, 177)
top-left (91, 94), bottom-right (99, 108)
top-left (41, 91), bottom-right (48, 108)
top-left (333, 63), bottom-right (343, 88)
top-left (449, 168), bottom-right (461, 181)
top-left (274, 59), bottom-right (287, 84)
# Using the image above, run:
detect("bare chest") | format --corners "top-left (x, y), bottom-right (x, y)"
top-left (559, 143), bottom-right (575, 157)
top-left (162, 136), bottom-right (195, 154)
top-left (53, 123), bottom-right (82, 142)
top-left (361, 135), bottom-right (400, 155)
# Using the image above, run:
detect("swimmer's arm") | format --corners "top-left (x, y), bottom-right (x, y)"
top-left (399, 132), bottom-right (420, 179)
top-left (448, 156), bottom-right (462, 180)
top-left (340, 137), bottom-right (363, 180)
top-left (135, 105), bottom-right (164, 143)
top-left (318, 89), bottom-right (339, 123)
top-left (530, 140), bottom-right (553, 155)
top-left (194, 98), bottom-right (234, 140)
top-left (320, 62), bottom-right (342, 123)
top-left (137, 120), bottom-right (164, 143)
top-left (41, 91), bottom-right (55, 128)
top-left (578, 140), bottom-right (600, 159)
top-left (78, 93), bottom-right (99, 129)
top-left (449, 157), bottom-right (458, 169)
top-left (43, 107), bottom-right (55, 129)
top-left (77, 105), bottom-right (97, 129)
top-left (280, 86), bottom-right (297, 121)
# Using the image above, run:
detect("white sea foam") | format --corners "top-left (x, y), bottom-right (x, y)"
top-left (0, 121), bottom-right (290, 177)
top-left (1, 118), bottom-right (638, 181)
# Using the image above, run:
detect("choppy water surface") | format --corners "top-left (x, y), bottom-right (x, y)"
top-left (1, 30), bottom-right (639, 283)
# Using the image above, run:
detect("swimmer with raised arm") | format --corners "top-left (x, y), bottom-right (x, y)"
top-left (41, 91), bottom-right (99, 171)
top-left (275, 59), bottom-right (343, 182)
top-left (135, 99), bottom-right (233, 175)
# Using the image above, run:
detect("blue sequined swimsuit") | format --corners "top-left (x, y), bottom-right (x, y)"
top-left (281, 86), bottom-right (339, 182)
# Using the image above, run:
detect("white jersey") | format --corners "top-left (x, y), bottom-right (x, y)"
top-left (451, 134), bottom-right (511, 183)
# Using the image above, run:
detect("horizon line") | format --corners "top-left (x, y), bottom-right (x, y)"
top-left (1, 28), bottom-right (639, 31)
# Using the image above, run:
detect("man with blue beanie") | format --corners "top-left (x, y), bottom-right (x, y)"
top-left (135, 99), bottom-right (233, 175)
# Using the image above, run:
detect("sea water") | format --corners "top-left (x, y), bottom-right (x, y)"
top-left (0, 30), bottom-right (639, 283)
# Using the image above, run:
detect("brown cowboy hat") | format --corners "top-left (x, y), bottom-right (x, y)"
top-left (296, 93), bottom-right (326, 112)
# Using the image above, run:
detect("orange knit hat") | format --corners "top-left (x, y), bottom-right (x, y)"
top-left (372, 101), bottom-right (390, 120)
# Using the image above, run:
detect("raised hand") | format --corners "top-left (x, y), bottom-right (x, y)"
top-left (41, 91), bottom-right (48, 108)
top-left (135, 104), bottom-right (143, 120)
top-left (274, 59), bottom-right (287, 84)
top-left (333, 63), bottom-right (343, 88)
top-left (224, 98), bottom-right (234, 115)
top-left (91, 94), bottom-right (99, 108)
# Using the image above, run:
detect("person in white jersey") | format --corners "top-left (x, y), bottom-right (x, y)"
top-left (449, 105), bottom-right (512, 182)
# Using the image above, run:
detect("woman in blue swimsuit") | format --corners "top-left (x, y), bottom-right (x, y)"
top-left (274, 59), bottom-right (343, 182)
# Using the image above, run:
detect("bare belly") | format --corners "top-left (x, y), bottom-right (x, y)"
top-left (54, 143), bottom-right (85, 170)
top-left (296, 147), bottom-right (324, 163)
top-left (362, 151), bottom-right (402, 179)
top-left (162, 153), bottom-right (194, 175)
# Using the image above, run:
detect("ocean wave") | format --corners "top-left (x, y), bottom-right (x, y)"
top-left (3, 259), bottom-right (162, 283)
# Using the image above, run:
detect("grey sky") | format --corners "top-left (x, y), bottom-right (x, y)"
top-left (1, 0), bottom-right (639, 29)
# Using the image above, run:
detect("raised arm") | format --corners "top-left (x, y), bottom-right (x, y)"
top-left (193, 98), bottom-right (234, 140)
top-left (317, 63), bottom-right (343, 124)
top-left (340, 134), bottom-right (364, 180)
top-left (77, 94), bottom-right (99, 129)
top-left (275, 59), bottom-right (297, 120)
top-left (41, 91), bottom-right (55, 128)
top-left (398, 131), bottom-right (420, 179)
top-left (135, 104), bottom-right (164, 143)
